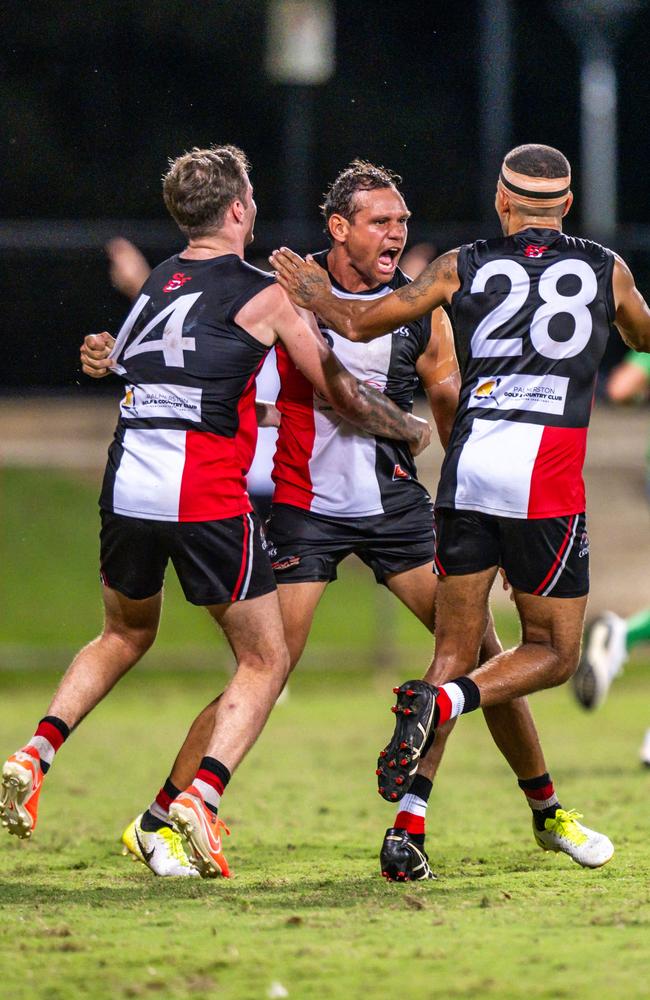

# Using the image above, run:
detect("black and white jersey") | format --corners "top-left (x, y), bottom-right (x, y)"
top-left (272, 251), bottom-right (432, 517)
top-left (100, 254), bottom-right (272, 522)
top-left (436, 227), bottom-right (615, 519)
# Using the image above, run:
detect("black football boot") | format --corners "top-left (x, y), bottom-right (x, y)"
top-left (380, 827), bottom-right (436, 882)
top-left (376, 680), bottom-right (438, 802)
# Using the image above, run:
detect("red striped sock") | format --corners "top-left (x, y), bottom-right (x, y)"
top-left (192, 757), bottom-right (231, 813)
top-left (394, 775), bottom-right (432, 845)
top-left (29, 716), bottom-right (70, 773)
top-left (518, 773), bottom-right (561, 831)
top-left (146, 777), bottom-right (181, 827)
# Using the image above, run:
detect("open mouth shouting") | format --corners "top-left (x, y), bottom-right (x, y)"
top-left (377, 246), bottom-right (402, 276)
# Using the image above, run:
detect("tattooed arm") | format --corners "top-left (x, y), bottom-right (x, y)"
top-left (234, 282), bottom-right (431, 456)
top-left (270, 247), bottom-right (461, 342)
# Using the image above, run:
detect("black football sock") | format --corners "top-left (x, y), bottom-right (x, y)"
top-left (518, 773), bottom-right (561, 831)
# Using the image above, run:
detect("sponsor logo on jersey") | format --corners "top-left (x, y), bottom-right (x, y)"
top-left (163, 272), bottom-right (193, 293)
top-left (524, 245), bottom-right (548, 258)
top-left (392, 463), bottom-right (411, 481)
top-left (120, 383), bottom-right (203, 422)
top-left (395, 326), bottom-right (411, 338)
top-left (470, 374), bottom-right (569, 415)
top-left (474, 378), bottom-right (502, 401)
top-left (122, 386), bottom-right (137, 412)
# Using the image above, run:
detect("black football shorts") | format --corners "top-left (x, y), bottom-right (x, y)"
top-left (99, 509), bottom-right (276, 605)
top-left (265, 499), bottom-right (436, 585)
top-left (433, 507), bottom-right (589, 598)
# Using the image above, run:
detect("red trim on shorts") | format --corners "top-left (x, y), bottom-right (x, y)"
top-left (532, 515), bottom-right (576, 595)
top-left (527, 427), bottom-right (587, 518)
top-left (434, 554), bottom-right (447, 576)
top-left (231, 514), bottom-right (251, 602)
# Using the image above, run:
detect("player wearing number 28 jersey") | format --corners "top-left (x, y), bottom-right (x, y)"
top-left (439, 229), bottom-right (614, 521)
top-left (271, 144), bottom-right (650, 849)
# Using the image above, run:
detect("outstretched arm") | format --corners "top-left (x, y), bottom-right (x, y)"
top-left (235, 283), bottom-right (431, 456)
top-left (415, 308), bottom-right (460, 450)
top-left (269, 247), bottom-right (460, 342)
top-left (106, 238), bottom-right (151, 300)
top-left (612, 255), bottom-right (650, 351)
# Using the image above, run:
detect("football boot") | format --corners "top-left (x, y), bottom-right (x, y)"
top-left (380, 827), bottom-right (436, 882)
top-left (0, 746), bottom-right (44, 839)
top-left (169, 786), bottom-right (231, 878)
top-left (534, 808), bottom-right (614, 868)
top-left (376, 680), bottom-right (438, 802)
top-left (121, 814), bottom-right (199, 877)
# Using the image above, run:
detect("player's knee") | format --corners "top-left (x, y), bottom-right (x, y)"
top-left (103, 622), bottom-right (157, 660)
top-left (241, 643), bottom-right (291, 680)
top-left (555, 645), bottom-right (581, 684)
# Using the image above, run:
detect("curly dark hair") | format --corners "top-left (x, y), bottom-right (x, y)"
top-left (320, 159), bottom-right (402, 232)
top-left (163, 145), bottom-right (251, 238)
top-left (504, 143), bottom-right (570, 179)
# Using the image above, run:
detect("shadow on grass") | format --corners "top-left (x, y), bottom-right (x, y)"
top-left (0, 846), bottom-right (549, 911)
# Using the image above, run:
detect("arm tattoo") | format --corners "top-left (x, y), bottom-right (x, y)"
top-left (395, 250), bottom-right (459, 306)
top-left (294, 269), bottom-right (330, 305)
top-left (353, 382), bottom-right (421, 443)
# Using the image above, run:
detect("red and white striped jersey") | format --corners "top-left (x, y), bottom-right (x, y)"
top-left (437, 228), bottom-right (616, 519)
top-left (272, 252), bottom-right (432, 517)
top-left (100, 253), bottom-right (272, 522)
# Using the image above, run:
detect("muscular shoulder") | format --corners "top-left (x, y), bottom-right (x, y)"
top-left (234, 279), bottom-right (287, 325)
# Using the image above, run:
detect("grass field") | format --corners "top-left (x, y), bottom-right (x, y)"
top-left (2, 468), bottom-right (650, 999)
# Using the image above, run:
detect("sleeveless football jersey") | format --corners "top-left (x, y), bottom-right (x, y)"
top-left (437, 227), bottom-right (615, 519)
top-left (272, 251), bottom-right (432, 517)
top-left (100, 253), bottom-right (272, 522)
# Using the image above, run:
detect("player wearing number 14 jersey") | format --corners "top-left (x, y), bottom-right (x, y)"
top-left (271, 143), bottom-right (650, 866)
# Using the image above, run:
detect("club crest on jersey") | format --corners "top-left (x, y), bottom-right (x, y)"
top-left (524, 245), bottom-right (548, 258)
top-left (163, 272), bottom-right (193, 293)
top-left (392, 464), bottom-right (411, 481)
top-left (474, 378), bottom-right (501, 402)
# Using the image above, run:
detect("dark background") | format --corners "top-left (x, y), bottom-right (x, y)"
top-left (2, 0), bottom-right (649, 391)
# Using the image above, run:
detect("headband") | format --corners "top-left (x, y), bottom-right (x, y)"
top-left (498, 161), bottom-right (571, 209)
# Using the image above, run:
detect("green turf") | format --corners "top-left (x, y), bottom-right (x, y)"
top-left (1, 664), bottom-right (650, 1000)
top-left (0, 466), bottom-right (522, 669)
top-left (3, 466), bottom-right (650, 998)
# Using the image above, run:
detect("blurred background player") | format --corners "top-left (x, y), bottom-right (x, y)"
top-left (0, 146), bottom-right (429, 879)
top-left (572, 349), bottom-right (650, 764)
